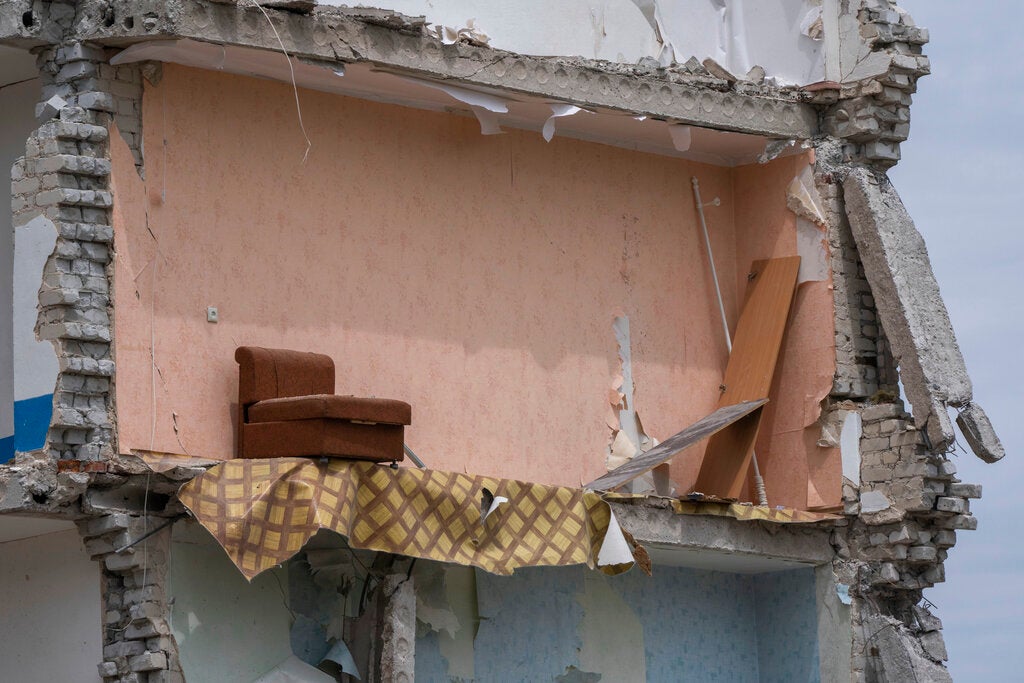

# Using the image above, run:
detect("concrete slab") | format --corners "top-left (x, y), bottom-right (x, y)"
top-left (843, 168), bottom-right (972, 451)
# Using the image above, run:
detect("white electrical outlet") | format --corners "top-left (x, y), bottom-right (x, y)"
top-left (207, 306), bottom-right (219, 323)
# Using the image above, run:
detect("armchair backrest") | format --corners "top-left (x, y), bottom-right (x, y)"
top-left (235, 346), bottom-right (335, 409)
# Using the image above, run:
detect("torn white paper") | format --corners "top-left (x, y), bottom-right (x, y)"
top-left (253, 655), bottom-right (335, 683)
top-left (668, 124), bottom-right (692, 152)
top-left (597, 511), bottom-right (635, 567)
top-left (430, 19), bottom-right (490, 47)
top-left (320, 640), bottom-right (361, 681)
top-left (542, 103), bottom-right (588, 142)
top-left (469, 106), bottom-right (502, 135)
top-left (399, 75), bottom-right (509, 135)
top-left (840, 411), bottom-right (863, 486)
top-left (800, 6), bottom-right (824, 40)
top-left (481, 493), bottom-right (509, 523)
top-left (836, 583), bottom-right (853, 605)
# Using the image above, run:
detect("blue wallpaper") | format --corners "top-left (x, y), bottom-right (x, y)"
top-left (416, 563), bottom-right (821, 682)
top-left (754, 568), bottom-right (821, 683)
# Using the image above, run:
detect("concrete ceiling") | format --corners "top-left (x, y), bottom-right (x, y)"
top-left (111, 39), bottom-right (803, 167)
top-left (646, 542), bottom-right (817, 574)
top-left (0, 45), bottom-right (37, 87)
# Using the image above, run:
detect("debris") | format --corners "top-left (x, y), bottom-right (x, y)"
top-left (843, 168), bottom-right (975, 451)
top-left (955, 404), bottom-right (1005, 463)
top-left (759, 138), bottom-right (797, 163)
top-left (589, 399), bottom-right (767, 492)
top-left (430, 18), bottom-right (490, 47)
top-left (701, 58), bottom-right (737, 83)
top-left (35, 94), bottom-right (66, 122)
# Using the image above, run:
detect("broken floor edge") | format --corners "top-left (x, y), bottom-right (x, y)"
top-left (0, 0), bottom-right (819, 140)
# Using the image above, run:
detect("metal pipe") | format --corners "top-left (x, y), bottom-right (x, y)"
top-left (691, 176), bottom-right (769, 506)
top-left (403, 443), bottom-right (426, 469)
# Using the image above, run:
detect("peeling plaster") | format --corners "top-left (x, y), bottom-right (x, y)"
top-left (606, 316), bottom-right (659, 492)
top-left (11, 213), bottom-right (59, 454)
top-left (839, 411), bottom-right (862, 486)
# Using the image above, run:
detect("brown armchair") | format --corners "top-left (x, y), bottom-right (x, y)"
top-left (235, 346), bottom-right (411, 462)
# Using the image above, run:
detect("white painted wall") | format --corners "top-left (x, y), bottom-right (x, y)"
top-left (170, 522), bottom-right (295, 682)
top-left (321, 0), bottom-right (829, 85)
top-left (1, 76), bottom-right (40, 460)
top-left (0, 523), bottom-right (103, 683)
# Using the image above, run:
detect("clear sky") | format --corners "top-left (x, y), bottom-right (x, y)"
top-left (888, 1), bottom-right (1024, 678)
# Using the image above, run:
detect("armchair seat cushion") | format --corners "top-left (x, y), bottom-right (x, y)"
top-left (248, 394), bottom-right (412, 426)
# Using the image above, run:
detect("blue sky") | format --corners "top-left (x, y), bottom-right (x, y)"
top-left (889, 1), bottom-right (1024, 678)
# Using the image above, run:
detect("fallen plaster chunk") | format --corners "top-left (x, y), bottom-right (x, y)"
top-left (956, 404), bottom-right (1005, 463)
top-left (843, 168), bottom-right (976, 451)
top-left (542, 104), bottom-right (590, 142)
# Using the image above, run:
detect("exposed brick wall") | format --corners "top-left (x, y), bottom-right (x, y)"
top-left (79, 514), bottom-right (183, 683)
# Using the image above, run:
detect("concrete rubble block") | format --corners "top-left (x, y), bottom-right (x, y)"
top-left (919, 631), bottom-right (948, 662)
top-left (935, 497), bottom-right (968, 515)
top-left (947, 483), bottom-right (981, 499)
top-left (940, 514), bottom-right (977, 531)
top-left (103, 640), bottom-right (147, 660)
top-left (843, 167), bottom-right (978, 452)
top-left (129, 651), bottom-right (167, 672)
top-left (862, 612), bottom-right (953, 683)
top-left (955, 403), bottom-right (1005, 463)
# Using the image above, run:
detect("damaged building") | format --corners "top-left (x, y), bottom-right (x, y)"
top-left (0, 0), bottom-right (1007, 681)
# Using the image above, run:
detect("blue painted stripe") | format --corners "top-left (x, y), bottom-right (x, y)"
top-left (12, 393), bottom-right (53, 455)
top-left (0, 434), bottom-right (14, 464)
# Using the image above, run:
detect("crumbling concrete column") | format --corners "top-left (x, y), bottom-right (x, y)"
top-left (78, 514), bottom-right (183, 683)
top-left (378, 574), bottom-right (416, 683)
top-left (843, 167), bottom-right (1003, 462)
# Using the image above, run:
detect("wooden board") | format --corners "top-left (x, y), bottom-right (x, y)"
top-left (585, 399), bottom-right (768, 491)
top-left (693, 256), bottom-right (801, 499)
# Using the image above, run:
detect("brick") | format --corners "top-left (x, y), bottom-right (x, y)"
top-left (936, 496), bottom-right (968, 514)
top-left (908, 545), bottom-right (937, 562)
top-left (129, 651), bottom-right (167, 672)
top-left (105, 550), bottom-right (144, 572)
top-left (940, 514), bottom-right (977, 531)
top-left (98, 661), bottom-right (119, 678)
top-left (103, 640), bottom-right (146, 660)
top-left (948, 483), bottom-right (982, 499)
